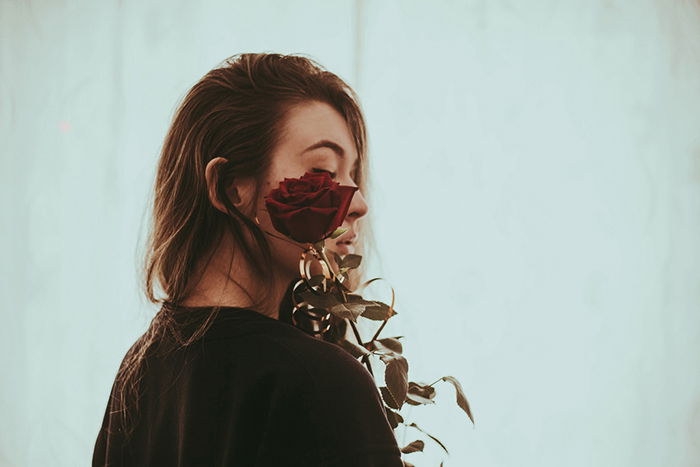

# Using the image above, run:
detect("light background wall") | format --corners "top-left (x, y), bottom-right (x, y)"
top-left (1, 0), bottom-right (699, 466)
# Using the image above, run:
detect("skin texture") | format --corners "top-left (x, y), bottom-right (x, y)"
top-left (180, 100), bottom-right (369, 319)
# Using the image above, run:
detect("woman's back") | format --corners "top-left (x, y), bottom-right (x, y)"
top-left (92, 306), bottom-right (403, 466)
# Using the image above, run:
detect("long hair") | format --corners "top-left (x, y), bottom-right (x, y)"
top-left (109, 52), bottom-right (377, 439)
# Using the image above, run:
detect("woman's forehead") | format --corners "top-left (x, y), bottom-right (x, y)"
top-left (281, 102), bottom-right (355, 151)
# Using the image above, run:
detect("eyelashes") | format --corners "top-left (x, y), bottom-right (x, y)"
top-left (311, 167), bottom-right (360, 186)
top-left (311, 168), bottom-right (337, 179)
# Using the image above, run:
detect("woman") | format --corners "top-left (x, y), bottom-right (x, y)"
top-left (92, 53), bottom-right (404, 466)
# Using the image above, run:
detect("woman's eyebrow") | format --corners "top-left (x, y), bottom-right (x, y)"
top-left (302, 139), bottom-right (344, 157)
top-left (302, 139), bottom-right (359, 170)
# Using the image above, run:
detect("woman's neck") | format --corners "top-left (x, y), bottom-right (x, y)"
top-left (179, 237), bottom-right (293, 320)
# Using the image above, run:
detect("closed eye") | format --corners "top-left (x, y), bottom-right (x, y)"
top-left (311, 168), bottom-right (337, 179)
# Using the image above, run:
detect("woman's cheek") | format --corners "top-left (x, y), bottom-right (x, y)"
top-left (322, 241), bottom-right (342, 272)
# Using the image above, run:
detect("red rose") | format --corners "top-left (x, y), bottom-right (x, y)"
top-left (264, 171), bottom-right (359, 244)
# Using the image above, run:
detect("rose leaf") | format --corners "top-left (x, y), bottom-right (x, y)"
top-left (341, 253), bottom-right (362, 269)
top-left (385, 406), bottom-right (404, 429)
top-left (337, 338), bottom-right (371, 359)
top-left (328, 302), bottom-right (365, 323)
top-left (405, 381), bottom-right (436, 406)
top-left (361, 300), bottom-right (398, 321)
top-left (400, 440), bottom-right (425, 454)
top-left (440, 376), bottom-right (475, 425)
top-left (328, 227), bottom-right (348, 239)
top-left (406, 422), bottom-right (449, 454)
top-left (380, 386), bottom-right (400, 410)
top-left (381, 354), bottom-right (409, 410)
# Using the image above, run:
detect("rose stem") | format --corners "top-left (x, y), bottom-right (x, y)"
top-left (428, 377), bottom-right (443, 387)
top-left (369, 316), bottom-right (391, 343)
top-left (261, 228), bottom-right (307, 250)
top-left (253, 212), bottom-right (307, 251)
top-left (318, 244), bottom-right (375, 378)
top-left (348, 318), bottom-right (374, 377)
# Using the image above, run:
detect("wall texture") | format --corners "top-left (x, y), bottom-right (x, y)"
top-left (1, 1), bottom-right (699, 465)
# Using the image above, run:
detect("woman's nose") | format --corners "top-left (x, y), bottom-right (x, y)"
top-left (346, 188), bottom-right (368, 222)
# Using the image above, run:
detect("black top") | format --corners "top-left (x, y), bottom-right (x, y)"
top-left (92, 303), bottom-right (404, 466)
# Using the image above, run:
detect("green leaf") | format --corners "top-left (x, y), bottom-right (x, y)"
top-left (441, 376), bottom-right (475, 425)
top-left (328, 302), bottom-right (365, 323)
top-left (385, 406), bottom-right (403, 429)
top-left (341, 253), bottom-right (362, 269)
top-left (337, 338), bottom-right (371, 359)
top-left (407, 422), bottom-right (449, 454)
top-left (400, 440), bottom-right (425, 454)
top-left (329, 227), bottom-right (348, 239)
top-left (381, 354), bottom-right (409, 410)
top-left (380, 386), bottom-right (400, 410)
top-left (405, 381), bottom-right (436, 406)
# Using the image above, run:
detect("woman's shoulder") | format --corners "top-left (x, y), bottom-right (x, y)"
top-left (140, 311), bottom-right (403, 465)
top-left (266, 326), bottom-right (373, 386)
top-left (201, 313), bottom-right (371, 385)
top-left (193, 313), bottom-right (384, 417)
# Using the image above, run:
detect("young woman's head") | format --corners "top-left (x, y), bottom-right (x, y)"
top-left (143, 52), bottom-right (374, 318)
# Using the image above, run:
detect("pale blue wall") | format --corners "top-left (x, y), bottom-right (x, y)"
top-left (2, 1), bottom-right (699, 465)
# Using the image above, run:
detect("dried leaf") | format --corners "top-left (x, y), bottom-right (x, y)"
top-left (329, 227), bottom-right (348, 239)
top-left (381, 354), bottom-right (409, 410)
top-left (343, 293), bottom-right (364, 302)
top-left (328, 302), bottom-right (365, 323)
top-left (341, 253), bottom-right (362, 269)
top-left (441, 376), bottom-right (475, 424)
top-left (407, 422), bottom-right (449, 455)
top-left (307, 274), bottom-right (326, 288)
top-left (400, 440), bottom-right (425, 454)
top-left (405, 381), bottom-right (436, 405)
top-left (385, 406), bottom-right (403, 429)
top-left (337, 338), bottom-right (371, 359)
top-left (361, 300), bottom-right (398, 321)
top-left (370, 337), bottom-right (404, 355)
top-left (298, 289), bottom-right (341, 309)
top-left (380, 386), bottom-right (400, 410)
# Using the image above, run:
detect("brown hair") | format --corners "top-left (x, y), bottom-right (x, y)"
top-left (109, 52), bottom-right (377, 439)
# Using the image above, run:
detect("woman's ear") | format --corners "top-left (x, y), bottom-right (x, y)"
top-left (205, 157), bottom-right (243, 214)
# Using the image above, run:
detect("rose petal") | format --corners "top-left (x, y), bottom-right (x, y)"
top-left (282, 206), bottom-right (339, 243)
top-left (326, 185), bottom-right (359, 234)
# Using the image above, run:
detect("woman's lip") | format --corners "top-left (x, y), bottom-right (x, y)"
top-left (335, 231), bottom-right (357, 245)
top-left (336, 243), bottom-right (354, 255)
